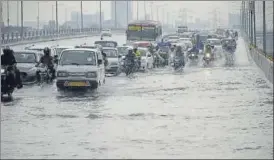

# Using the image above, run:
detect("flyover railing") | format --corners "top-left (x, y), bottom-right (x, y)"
top-left (1, 28), bottom-right (126, 46)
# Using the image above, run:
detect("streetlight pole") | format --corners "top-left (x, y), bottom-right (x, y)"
top-left (17, 1), bottom-right (19, 27)
top-left (150, 2), bottom-right (153, 20)
top-left (55, 1), bottom-right (58, 32)
top-left (144, 1), bottom-right (146, 20)
top-left (126, 1), bottom-right (129, 24)
top-left (136, 1), bottom-right (139, 20)
top-left (115, 1), bottom-right (117, 28)
top-left (37, 2), bottom-right (40, 30)
top-left (7, 0), bottom-right (10, 27)
top-left (99, 0), bottom-right (102, 31)
top-left (20, 1), bottom-right (24, 39)
top-left (80, 1), bottom-right (83, 31)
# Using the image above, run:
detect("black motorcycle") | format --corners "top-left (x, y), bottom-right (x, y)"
top-left (37, 64), bottom-right (54, 84)
top-left (1, 65), bottom-right (16, 99)
top-left (123, 59), bottom-right (138, 76)
top-left (172, 56), bottom-right (185, 70)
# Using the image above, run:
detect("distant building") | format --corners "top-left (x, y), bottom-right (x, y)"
top-left (228, 13), bottom-right (240, 28)
top-left (111, 1), bottom-right (133, 28)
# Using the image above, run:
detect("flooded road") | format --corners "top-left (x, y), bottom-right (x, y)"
top-left (1, 36), bottom-right (273, 159)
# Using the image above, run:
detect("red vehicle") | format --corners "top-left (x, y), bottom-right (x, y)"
top-left (133, 41), bottom-right (153, 48)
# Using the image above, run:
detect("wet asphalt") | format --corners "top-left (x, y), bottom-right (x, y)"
top-left (1, 35), bottom-right (273, 159)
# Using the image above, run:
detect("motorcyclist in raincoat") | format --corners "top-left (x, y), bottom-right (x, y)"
top-left (133, 47), bottom-right (141, 67)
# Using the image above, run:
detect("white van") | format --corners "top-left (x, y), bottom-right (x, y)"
top-left (56, 48), bottom-right (105, 90)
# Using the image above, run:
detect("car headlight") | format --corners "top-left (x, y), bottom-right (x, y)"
top-left (1, 69), bottom-right (4, 74)
top-left (86, 72), bottom-right (97, 78)
top-left (191, 54), bottom-right (195, 56)
top-left (57, 71), bottom-right (68, 77)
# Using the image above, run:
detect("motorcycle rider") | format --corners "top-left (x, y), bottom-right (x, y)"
top-left (203, 44), bottom-right (214, 60)
top-left (36, 47), bottom-right (56, 82)
top-left (1, 48), bottom-right (23, 89)
top-left (188, 45), bottom-right (199, 55)
top-left (125, 48), bottom-right (136, 67)
top-left (133, 47), bottom-right (141, 67)
top-left (174, 45), bottom-right (185, 67)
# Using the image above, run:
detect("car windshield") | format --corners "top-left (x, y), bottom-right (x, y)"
top-left (94, 41), bottom-right (117, 48)
top-left (102, 49), bottom-right (118, 58)
top-left (14, 52), bottom-right (36, 63)
top-left (138, 49), bottom-right (147, 57)
top-left (60, 50), bottom-right (96, 65)
top-left (117, 47), bottom-right (128, 55)
top-left (207, 40), bottom-right (221, 45)
top-left (55, 48), bottom-right (69, 56)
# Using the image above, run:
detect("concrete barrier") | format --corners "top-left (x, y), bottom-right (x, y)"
top-left (242, 32), bottom-right (273, 84)
top-left (250, 48), bottom-right (273, 83)
top-left (1, 28), bottom-right (126, 47)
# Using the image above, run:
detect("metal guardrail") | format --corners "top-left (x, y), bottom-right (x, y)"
top-left (1, 28), bottom-right (126, 45)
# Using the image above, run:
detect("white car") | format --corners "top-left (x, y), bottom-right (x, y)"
top-left (56, 48), bottom-right (105, 90)
top-left (13, 50), bottom-right (43, 83)
top-left (51, 45), bottom-right (74, 57)
top-left (138, 47), bottom-right (154, 70)
top-left (101, 29), bottom-right (112, 37)
top-left (102, 47), bottom-right (120, 75)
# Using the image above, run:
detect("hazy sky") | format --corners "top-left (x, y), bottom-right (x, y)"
top-left (2, 1), bottom-right (242, 26)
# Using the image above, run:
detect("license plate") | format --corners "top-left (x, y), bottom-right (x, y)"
top-left (67, 81), bottom-right (87, 87)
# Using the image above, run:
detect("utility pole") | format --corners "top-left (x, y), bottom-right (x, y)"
top-left (156, 7), bottom-right (159, 21)
top-left (144, 1), bottom-right (146, 20)
top-left (55, 1), bottom-right (58, 32)
top-left (262, 1), bottom-right (266, 55)
top-left (80, 1), bottom-right (83, 31)
top-left (126, 1), bottom-right (129, 24)
top-left (7, 0), bottom-right (10, 27)
top-left (99, 0), bottom-right (102, 31)
top-left (150, 2), bottom-right (153, 20)
top-left (136, 1), bottom-right (139, 20)
top-left (115, 1), bottom-right (117, 28)
top-left (17, 1), bottom-right (19, 27)
top-left (37, 2), bottom-right (40, 30)
top-left (20, 1), bottom-right (23, 39)
top-left (252, 1), bottom-right (256, 46)
top-left (52, 5), bottom-right (54, 21)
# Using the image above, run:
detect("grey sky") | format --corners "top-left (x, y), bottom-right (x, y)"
top-left (2, 1), bottom-right (241, 26)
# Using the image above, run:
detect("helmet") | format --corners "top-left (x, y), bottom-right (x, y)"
top-left (3, 48), bottom-right (14, 55)
top-left (127, 48), bottom-right (133, 54)
top-left (44, 47), bottom-right (51, 55)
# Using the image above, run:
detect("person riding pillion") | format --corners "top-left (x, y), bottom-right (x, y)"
top-left (36, 47), bottom-right (56, 82)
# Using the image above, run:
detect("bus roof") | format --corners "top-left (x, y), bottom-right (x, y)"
top-left (128, 20), bottom-right (161, 26)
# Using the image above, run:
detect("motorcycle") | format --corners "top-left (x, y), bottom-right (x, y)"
top-left (37, 64), bottom-right (54, 84)
top-left (172, 56), bottom-right (185, 70)
top-left (1, 65), bottom-right (16, 99)
top-left (123, 59), bottom-right (138, 76)
top-left (203, 52), bottom-right (213, 66)
top-left (187, 52), bottom-right (199, 64)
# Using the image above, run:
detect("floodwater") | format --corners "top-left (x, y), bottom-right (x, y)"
top-left (1, 35), bottom-right (273, 159)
